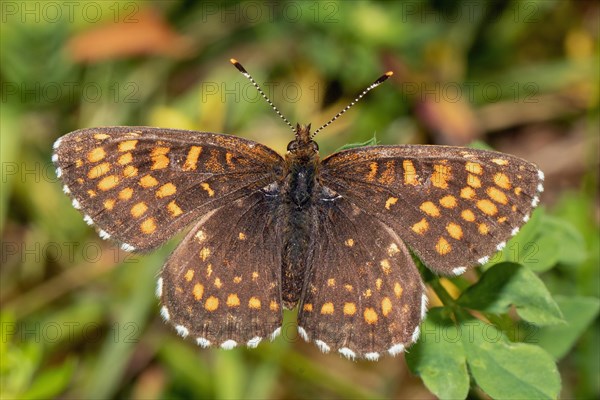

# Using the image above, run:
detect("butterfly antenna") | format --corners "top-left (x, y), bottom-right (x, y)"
top-left (312, 71), bottom-right (393, 138)
top-left (230, 58), bottom-right (295, 133)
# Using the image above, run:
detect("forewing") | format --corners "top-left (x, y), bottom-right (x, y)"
top-left (158, 191), bottom-right (283, 349)
top-left (321, 145), bottom-right (544, 275)
top-left (297, 197), bottom-right (426, 361)
top-left (52, 127), bottom-right (284, 251)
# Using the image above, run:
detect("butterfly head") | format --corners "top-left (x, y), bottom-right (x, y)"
top-left (286, 123), bottom-right (319, 161)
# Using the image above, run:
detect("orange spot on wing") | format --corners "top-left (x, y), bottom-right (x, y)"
top-left (343, 302), bottom-right (356, 316)
top-left (439, 195), bottom-right (457, 208)
top-left (460, 186), bottom-right (476, 199)
top-left (87, 147), bottom-right (106, 163)
top-left (201, 182), bottom-right (215, 197)
top-left (432, 164), bottom-right (451, 189)
top-left (321, 302), bottom-right (334, 315)
top-left (123, 165), bottom-right (138, 178)
top-left (466, 161), bottom-right (483, 174)
top-left (446, 223), bottom-right (464, 240)
top-left (184, 269), bottom-right (194, 282)
top-left (377, 161), bottom-right (396, 184)
top-left (248, 297), bottom-right (261, 309)
top-left (394, 282), bottom-right (403, 298)
top-left (88, 162), bottom-right (110, 179)
top-left (380, 259), bottom-right (392, 274)
top-left (193, 284), bottom-right (204, 300)
top-left (97, 175), bottom-right (119, 191)
top-left (412, 218), bottom-right (429, 235)
top-left (139, 175), bottom-right (158, 188)
top-left (118, 152), bottom-right (133, 165)
top-left (205, 150), bottom-right (225, 173)
top-left (366, 162), bottom-right (378, 182)
top-left (467, 174), bottom-right (482, 188)
top-left (478, 223), bottom-right (489, 235)
top-left (199, 247), bottom-right (211, 261)
top-left (381, 297), bottom-right (392, 316)
top-left (94, 133), bottom-right (110, 140)
top-left (119, 187), bottom-right (133, 200)
top-left (156, 182), bottom-right (177, 198)
top-left (226, 294), bottom-right (240, 307)
top-left (167, 201), bottom-right (183, 217)
top-left (183, 146), bottom-right (202, 171)
top-left (151, 146), bottom-right (170, 170)
top-left (364, 307), bottom-right (378, 324)
top-left (118, 140), bottom-right (138, 152)
top-left (403, 160), bottom-right (419, 185)
top-left (385, 197), bottom-right (398, 210)
top-left (487, 187), bottom-right (508, 204)
top-left (435, 237), bottom-right (451, 255)
top-left (461, 209), bottom-right (475, 222)
top-left (477, 199), bottom-right (498, 215)
top-left (131, 202), bottom-right (148, 218)
top-left (270, 300), bottom-right (279, 311)
top-left (140, 218), bottom-right (156, 234)
top-left (494, 172), bottom-right (511, 189)
top-left (103, 199), bottom-right (116, 210)
top-left (204, 295), bottom-right (218, 311)
top-left (420, 201), bottom-right (440, 217)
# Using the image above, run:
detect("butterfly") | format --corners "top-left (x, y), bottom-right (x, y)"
top-left (52, 60), bottom-right (544, 361)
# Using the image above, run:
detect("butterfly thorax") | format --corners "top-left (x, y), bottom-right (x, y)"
top-left (281, 124), bottom-right (321, 309)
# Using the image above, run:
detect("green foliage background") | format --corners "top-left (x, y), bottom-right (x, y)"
top-left (1, 1), bottom-right (598, 399)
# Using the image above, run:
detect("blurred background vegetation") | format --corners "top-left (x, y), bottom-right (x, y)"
top-left (1, 0), bottom-right (598, 399)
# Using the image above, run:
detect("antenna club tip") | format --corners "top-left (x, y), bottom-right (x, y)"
top-left (230, 58), bottom-right (248, 74)
top-left (385, 71), bottom-right (394, 77)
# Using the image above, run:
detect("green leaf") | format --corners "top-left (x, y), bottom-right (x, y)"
top-left (0, 315), bottom-right (43, 399)
top-left (525, 295), bottom-right (600, 359)
top-left (467, 140), bottom-right (494, 151)
top-left (496, 209), bottom-right (560, 272)
top-left (497, 210), bottom-right (585, 272)
top-left (540, 215), bottom-right (587, 266)
top-left (460, 319), bottom-right (561, 399)
top-left (458, 262), bottom-right (563, 326)
top-left (0, 105), bottom-right (19, 234)
top-left (406, 308), bottom-right (469, 400)
top-left (334, 134), bottom-right (378, 152)
top-left (21, 357), bottom-right (76, 400)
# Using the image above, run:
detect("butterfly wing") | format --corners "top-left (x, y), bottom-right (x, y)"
top-left (297, 195), bottom-right (426, 360)
top-left (320, 145), bottom-right (544, 275)
top-left (158, 190), bottom-right (283, 348)
top-left (52, 127), bottom-right (284, 251)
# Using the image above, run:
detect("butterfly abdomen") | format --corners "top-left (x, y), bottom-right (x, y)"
top-left (281, 161), bottom-right (319, 309)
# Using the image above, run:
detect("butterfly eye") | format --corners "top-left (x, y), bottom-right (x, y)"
top-left (310, 141), bottom-right (319, 152)
top-left (287, 141), bottom-right (299, 152)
